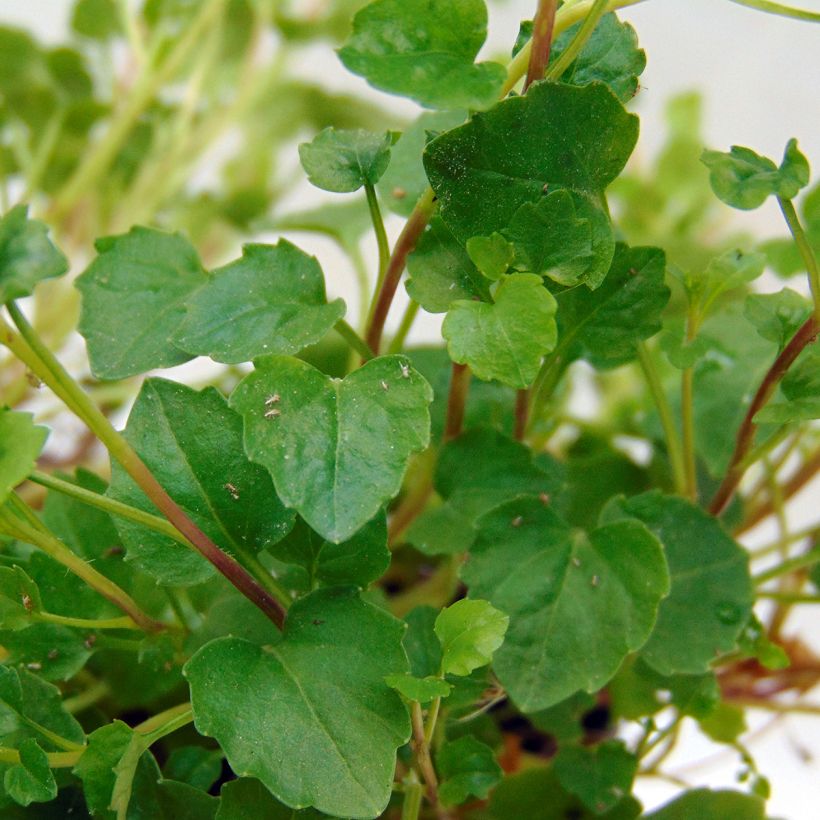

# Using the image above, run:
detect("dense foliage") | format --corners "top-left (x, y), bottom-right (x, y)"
top-left (0, 0), bottom-right (819, 817)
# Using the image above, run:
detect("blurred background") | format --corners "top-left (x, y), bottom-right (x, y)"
top-left (1, 1), bottom-right (819, 816)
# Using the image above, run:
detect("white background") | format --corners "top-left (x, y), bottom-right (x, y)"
top-left (3, 1), bottom-right (820, 817)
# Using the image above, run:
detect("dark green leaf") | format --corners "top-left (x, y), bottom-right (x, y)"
top-left (230, 354), bottom-right (432, 543)
top-left (554, 244), bottom-right (670, 369)
top-left (402, 605), bottom-right (442, 678)
top-left (463, 497), bottom-right (669, 711)
top-left (553, 740), bottom-right (637, 814)
top-left (643, 789), bottom-right (764, 820)
top-left (0, 411), bottom-right (48, 508)
top-left (184, 588), bottom-right (410, 818)
top-left (0, 622), bottom-right (92, 681)
top-left (702, 138), bottom-right (810, 210)
top-left (405, 216), bottom-right (490, 313)
top-left (601, 492), bottom-right (753, 675)
top-left (175, 241), bottom-right (345, 364)
top-left (384, 673), bottom-right (452, 703)
top-left (76, 227), bottom-right (206, 379)
top-left (109, 378), bottom-right (294, 586)
top-left (4, 739), bottom-right (56, 807)
top-left (163, 746), bottom-right (223, 792)
top-left (216, 778), bottom-right (327, 819)
top-left (298, 127), bottom-right (394, 193)
top-left (424, 81), bottom-right (638, 244)
top-left (0, 206), bottom-right (68, 303)
top-left (436, 735), bottom-right (501, 806)
top-left (443, 273), bottom-right (558, 388)
top-left (549, 13), bottom-right (646, 103)
top-left (338, 0), bottom-right (506, 110)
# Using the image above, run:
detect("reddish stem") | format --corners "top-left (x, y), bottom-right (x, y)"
top-left (524, 0), bottom-right (560, 91)
top-left (514, 389), bottom-right (529, 441)
top-left (444, 363), bottom-right (471, 442)
top-left (709, 316), bottom-right (819, 516)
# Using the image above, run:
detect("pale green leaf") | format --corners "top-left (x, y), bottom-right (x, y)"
top-left (0, 410), bottom-right (48, 507)
top-left (230, 354), bottom-right (432, 543)
top-left (434, 598), bottom-right (509, 677)
top-left (466, 233), bottom-right (515, 281)
top-left (384, 673), bottom-right (452, 703)
top-left (744, 289), bottom-right (812, 351)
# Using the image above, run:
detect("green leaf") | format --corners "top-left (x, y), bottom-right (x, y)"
top-left (744, 289), bottom-right (812, 351)
top-left (163, 747), bottom-right (223, 792)
top-left (0, 622), bottom-right (92, 681)
top-left (405, 216), bottom-right (490, 313)
top-left (554, 244), bottom-right (670, 369)
top-left (402, 606), bottom-right (442, 678)
top-left (443, 273), bottom-right (558, 388)
top-left (384, 673), bottom-right (452, 703)
top-left (462, 497), bottom-right (669, 711)
top-left (702, 138), bottom-right (810, 210)
top-left (503, 190), bottom-right (614, 289)
top-left (270, 512), bottom-right (389, 591)
top-left (72, 0), bottom-right (122, 40)
top-left (553, 741), bottom-right (637, 814)
top-left (698, 701), bottom-right (747, 744)
top-left (338, 0), bottom-right (506, 110)
top-left (0, 410), bottom-right (48, 508)
top-left (0, 566), bottom-right (41, 630)
top-left (76, 226), bottom-right (206, 379)
top-left (549, 13), bottom-right (646, 103)
top-left (230, 354), bottom-right (432, 543)
top-left (466, 233), bottom-right (515, 281)
top-left (174, 241), bottom-right (346, 364)
top-left (424, 81), bottom-right (639, 244)
top-left (0, 205), bottom-right (68, 303)
top-left (643, 789), bottom-right (765, 820)
top-left (737, 615), bottom-right (790, 670)
top-left (601, 492), bottom-right (753, 675)
top-left (434, 598), bottom-right (509, 677)
top-left (4, 739), bottom-right (56, 807)
top-left (216, 778), bottom-right (327, 819)
top-left (298, 127), bottom-right (394, 193)
top-left (184, 588), bottom-right (410, 819)
top-left (109, 378), bottom-right (294, 586)
top-left (377, 110), bottom-right (466, 216)
top-left (437, 735), bottom-right (501, 806)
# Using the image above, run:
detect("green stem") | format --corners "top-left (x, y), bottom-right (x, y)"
top-left (727, 0), bottom-right (820, 22)
top-left (424, 696), bottom-right (442, 746)
top-left (19, 716), bottom-right (84, 752)
top-left (388, 300), bottom-right (421, 354)
top-left (410, 702), bottom-right (447, 819)
top-left (636, 343), bottom-right (687, 495)
top-left (545, 0), bottom-right (609, 82)
top-left (526, 353), bottom-right (567, 435)
top-left (401, 775), bottom-right (424, 820)
top-left (757, 591), bottom-right (820, 604)
top-left (1, 307), bottom-right (288, 629)
top-left (63, 679), bottom-right (111, 715)
top-left (754, 544), bottom-right (820, 584)
top-left (334, 319), bottom-right (375, 361)
top-left (778, 197), bottom-right (820, 321)
top-left (0, 502), bottom-right (163, 634)
top-left (34, 612), bottom-right (138, 631)
top-left (365, 184), bottom-right (391, 318)
top-left (138, 702), bottom-right (194, 742)
top-left (680, 311), bottom-right (699, 501)
top-left (0, 747), bottom-right (79, 768)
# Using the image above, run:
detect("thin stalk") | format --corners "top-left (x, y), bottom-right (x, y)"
top-left (424, 696), bottom-right (443, 746)
top-left (0, 503), bottom-right (163, 634)
top-left (334, 319), bottom-right (375, 361)
top-left (526, 353), bottom-right (567, 435)
top-left (680, 310), bottom-right (699, 501)
top-left (0, 747), bottom-right (79, 769)
top-left (524, 0), bottom-right (559, 91)
top-left (389, 300), bottom-right (421, 355)
top-left (19, 716), bottom-right (84, 752)
top-left (709, 316), bottom-right (820, 515)
top-left (22, 111), bottom-right (65, 201)
top-left (752, 522), bottom-right (820, 558)
top-left (444, 363), bottom-right (471, 442)
top-left (727, 0), bottom-right (820, 22)
top-left (757, 591), bottom-right (820, 604)
top-left (1, 308), bottom-right (288, 629)
top-left (779, 197), bottom-right (820, 321)
top-left (137, 702), bottom-right (194, 742)
top-left (34, 612), bottom-right (138, 631)
top-left (545, 0), bottom-right (609, 82)
top-left (410, 702), bottom-right (448, 819)
top-left (63, 679), bottom-right (111, 714)
top-left (364, 184), bottom-right (391, 326)
top-left (401, 775), bottom-right (424, 820)
top-left (754, 544), bottom-right (820, 584)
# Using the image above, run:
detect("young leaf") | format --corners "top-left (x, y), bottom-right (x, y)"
top-left (377, 110), bottom-right (466, 216)
top-left (744, 289), bottom-right (812, 351)
top-left (0, 410), bottom-right (48, 507)
top-left (184, 588), bottom-right (410, 819)
top-left (462, 497), bottom-right (669, 711)
top-left (0, 566), bottom-right (41, 630)
top-left (549, 13), bottom-right (646, 103)
top-left (601, 492), bottom-right (753, 675)
top-left (0, 205), bottom-right (68, 303)
top-left (643, 789), bottom-right (765, 820)
top-left (702, 138), bottom-right (810, 210)
top-left (424, 81), bottom-right (639, 244)
top-left (554, 244), bottom-right (670, 369)
top-left (3, 739), bottom-right (57, 807)
top-left (230, 354), bottom-right (432, 543)
top-left (384, 673), bottom-right (452, 703)
top-left (405, 216), bottom-right (490, 313)
top-left (466, 233), bottom-right (515, 282)
top-left (76, 226), bottom-right (206, 379)
top-left (434, 598), bottom-right (509, 677)
top-left (442, 273), bottom-right (558, 388)
top-left (298, 127), bottom-right (394, 193)
top-left (338, 0), bottom-right (506, 110)
top-left (553, 741), bottom-right (638, 814)
top-left (174, 241), bottom-right (346, 364)
top-left (759, 343), bottom-right (820, 422)
top-left (437, 735), bottom-right (502, 806)
top-left (270, 512), bottom-right (389, 591)
top-left (502, 190), bottom-right (614, 289)
top-left (108, 378), bottom-right (294, 586)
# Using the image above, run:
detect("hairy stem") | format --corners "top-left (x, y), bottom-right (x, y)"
top-left (524, 0), bottom-right (559, 90)
top-left (444, 363), bottom-right (471, 442)
top-left (709, 316), bottom-right (819, 515)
